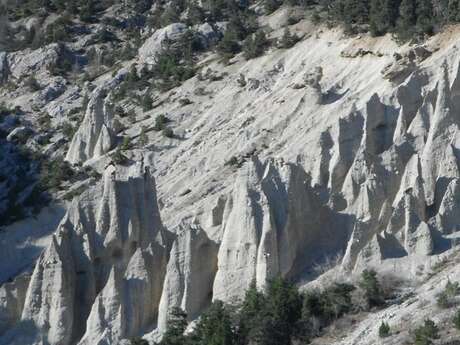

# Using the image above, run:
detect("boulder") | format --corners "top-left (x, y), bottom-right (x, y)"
top-left (139, 23), bottom-right (188, 63)
top-left (195, 23), bottom-right (223, 49)
top-left (7, 44), bottom-right (60, 80)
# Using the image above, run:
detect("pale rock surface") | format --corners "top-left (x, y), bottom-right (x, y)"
top-left (0, 273), bottom-right (30, 337)
top-left (36, 77), bottom-right (67, 104)
top-left (65, 86), bottom-right (116, 165)
top-left (213, 156), bottom-right (348, 301)
top-left (157, 222), bottom-right (218, 332)
top-left (194, 23), bottom-right (223, 49)
top-left (5, 18), bottom-right (460, 345)
top-left (0, 163), bottom-right (168, 345)
top-left (6, 44), bottom-right (60, 80)
top-left (139, 23), bottom-right (188, 63)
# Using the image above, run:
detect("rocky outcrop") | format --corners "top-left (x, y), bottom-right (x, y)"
top-left (381, 46), bottom-right (432, 83)
top-left (5, 18), bottom-right (460, 345)
top-left (194, 23), bottom-right (223, 49)
top-left (0, 163), bottom-right (169, 345)
top-left (0, 273), bottom-right (30, 337)
top-left (65, 86), bottom-right (116, 165)
top-left (21, 234), bottom-right (76, 345)
top-left (6, 44), bottom-right (60, 80)
top-left (157, 222), bottom-right (218, 332)
top-left (213, 157), bottom-right (349, 301)
top-left (139, 23), bottom-right (188, 63)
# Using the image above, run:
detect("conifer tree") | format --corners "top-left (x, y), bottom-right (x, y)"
top-left (161, 307), bottom-right (188, 345)
top-left (397, 0), bottom-right (417, 38)
top-left (416, 0), bottom-right (434, 34)
top-left (191, 301), bottom-right (234, 345)
top-left (279, 27), bottom-right (299, 48)
top-left (369, 0), bottom-right (401, 35)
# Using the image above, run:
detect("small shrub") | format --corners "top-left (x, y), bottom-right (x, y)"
top-left (301, 282), bottom-right (355, 331)
top-left (111, 148), bottom-right (128, 165)
top-left (287, 16), bottom-right (301, 25)
top-left (138, 126), bottom-right (148, 147)
top-left (25, 76), bottom-right (41, 91)
top-left (179, 98), bottom-right (192, 106)
top-left (237, 74), bottom-right (247, 87)
top-left (194, 87), bottom-right (208, 96)
top-left (47, 58), bottom-right (72, 76)
top-left (446, 280), bottom-right (460, 297)
top-left (311, 11), bottom-right (321, 24)
top-left (142, 94), bottom-right (153, 112)
top-left (62, 121), bottom-right (76, 139)
top-left (151, 33), bottom-right (197, 91)
top-left (436, 280), bottom-right (460, 309)
top-left (131, 338), bottom-right (149, 345)
top-left (242, 30), bottom-right (269, 60)
top-left (414, 319), bottom-right (439, 345)
top-left (160, 307), bottom-right (188, 345)
top-left (225, 156), bottom-right (240, 167)
top-left (454, 309), bottom-right (460, 330)
top-left (379, 321), bottom-right (390, 338)
top-left (38, 113), bottom-right (52, 131)
top-left (39, 158), bottom-right (75, 191)
top-left (120, 136), bottom-right (131, 150)
top-left (279, 27), bottom-right (300, 49)
top-left (115, 106), bottom-right (126, 117)
top-left (437, 292), bottom-right (450, 309)
top-left (44, 16), bottom-right (72, 44)
top-left (264, 0), bottom-right (281, 14)
top-left (0, 103), bottom-right (20, 117)
top-left (154, 114), bottom-right (170, 131)
top-left (0, 104), bottom-right (10, 117)
top-left (162, 127), bottom-right (174, 138)
top-left (80, 0), bottom-right (97, 23)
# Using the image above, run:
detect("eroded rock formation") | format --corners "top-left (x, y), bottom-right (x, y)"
top-left (0, 163), bottom-right (168, 345)
top-left (65, 86), bottom-right (116, 165)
